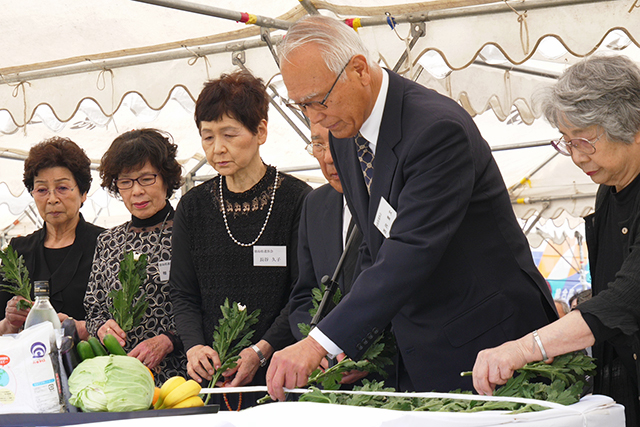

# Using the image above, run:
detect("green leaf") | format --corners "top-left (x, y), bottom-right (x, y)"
top-left (0, 245), bottom-right (33, 305)
top-left (204, 299), bottom-right (261, 404)
top-left (296, 281), bottom-right (396, 391)
top-left (301, 352), bottom-right (596, 414)
top-left (109, 251), bottom-right (149, 332)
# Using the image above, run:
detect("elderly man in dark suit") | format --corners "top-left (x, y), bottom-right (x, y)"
top-left (288, 122), bottom-right (360, 341)
top-left (267, 15), bottom-right (557, 400)
top-left (288, 122), bottom-right (368, 386)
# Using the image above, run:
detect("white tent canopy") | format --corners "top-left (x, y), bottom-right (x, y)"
top-left (2, 0), bottom-right (639, 239)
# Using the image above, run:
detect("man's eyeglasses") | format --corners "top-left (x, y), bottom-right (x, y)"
top-left (115, 173), bottom-right (158, 190)
top-left (31, 185), bottom-right (77, 199)
top-left (285, 58), bottom-right (351, 112)
top-left (305, 142), bottom-right (329, 157)
top-left (551, 134), bottom-right (602, 156)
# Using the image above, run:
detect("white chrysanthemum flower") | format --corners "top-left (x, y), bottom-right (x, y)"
top-left (238, 303), bottom-right (246, 311)
top-left (133, 252), bottom-right (141, 261)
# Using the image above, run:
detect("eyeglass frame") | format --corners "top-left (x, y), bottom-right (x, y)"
top-left (31, 184), bottom-right (78, 199)
top-left (550, 133), bottom-right (603, 156)
top-left (305, 142), bottom-right (330, 157)
top-left (114, 173), bottom-right (158, 190)
top-left (284, 58), bottom-right (352, 112)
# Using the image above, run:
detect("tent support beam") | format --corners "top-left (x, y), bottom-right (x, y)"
top-left (491, 140), bottom-right (552, 151)
top-left (523, 202), bottom-right (549, 235)
top-left (513, 193), bottom-right (596, 205)
top-left (392, 22), bottom-right (426, 73)
top-left (473, 60), bottom-right (561, 80)
top-left (233, 54), bottom-right (310, 146)
top-left (355, 0), bottom-right (608, 28)
top-left (261, 28), bottom-right (281, 68)
top-left (1, 36), bottom-right (284, 85)
top-left (131, 0), bottom-right (291, 30)
top-left (299, 0), bottom-right (320, 15)
top-left (509, 152), bottom-right (559, 193)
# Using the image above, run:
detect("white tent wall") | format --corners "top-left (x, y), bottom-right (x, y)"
top-left (1, 0), bottom-right (639, 241)
top-left (3, 0), bottom-right (638, 125)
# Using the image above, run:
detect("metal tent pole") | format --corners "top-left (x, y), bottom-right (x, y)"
top-left (132, 0), bottom-right (291, 30)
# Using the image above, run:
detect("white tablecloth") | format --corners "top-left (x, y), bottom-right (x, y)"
top-left (73, 395), bottom-right (624, 427)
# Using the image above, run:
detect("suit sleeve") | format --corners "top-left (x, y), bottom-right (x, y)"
top-left (288, 195), bottom-right (316, 341)
top-left (169, 200), bottom-right (207, 351)
top-left (259, 182), bottom-right (311, 351)
top-left (319, 119), bottom-right (477, 359)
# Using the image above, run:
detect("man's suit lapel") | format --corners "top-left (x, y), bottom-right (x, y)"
top-left (366, 70), bottom-right (403, 256)
top-left (319, 189), bottom-right (343, 274)
top-left (335, 139), bottom-right (370, 237)
top-left (330, 69), bottom-right (404, 251)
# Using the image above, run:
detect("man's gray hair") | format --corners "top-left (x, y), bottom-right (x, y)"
top-left (279, 15), bottom-right (378, 78)
top-left (541, 54), bottom-right (640, 144)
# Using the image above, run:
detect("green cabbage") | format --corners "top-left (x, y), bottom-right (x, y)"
top-left (68, 355), bottom-right (154, 412)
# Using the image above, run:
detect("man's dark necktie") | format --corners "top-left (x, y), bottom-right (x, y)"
top-left (355, 133), bottom-right (374, 193)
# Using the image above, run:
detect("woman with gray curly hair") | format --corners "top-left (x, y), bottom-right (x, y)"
top-left (472, 54), bottom-right (640, 426)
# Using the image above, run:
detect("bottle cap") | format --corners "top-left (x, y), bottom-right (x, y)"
top-left (33, 281), bottom-right (50, 297)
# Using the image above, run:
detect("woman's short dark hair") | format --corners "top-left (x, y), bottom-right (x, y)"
top-left (194, 70), bottom-right (269, 134)
top-left (99, 129), bottom-right (182, 198)
top-left (23, 137), bottom-right (92, 194)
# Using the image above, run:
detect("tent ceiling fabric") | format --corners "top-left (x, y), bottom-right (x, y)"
top-left (2, 0), bottom-right (637, 124)
top-left (1, 0), bottom-right (637, 235)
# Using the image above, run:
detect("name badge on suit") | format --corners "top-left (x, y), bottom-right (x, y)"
top-left (374, 197), bottom-right (397, 238)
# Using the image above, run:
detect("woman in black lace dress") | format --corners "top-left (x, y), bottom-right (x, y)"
top-left (170, 71), bottom-right (311, 407)
top-left (84, 129), bottom-right (187, 385)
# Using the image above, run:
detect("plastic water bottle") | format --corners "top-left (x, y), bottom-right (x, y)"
top-left (24, 281), bottom-right (61, 330)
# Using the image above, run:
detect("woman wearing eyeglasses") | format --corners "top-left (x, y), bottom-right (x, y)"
top-left (473, 54), bottom-right (640, 426)
top-left (83, 129), bottom-right (187, 385)
top-left (0, 137), bottom-right (104, 337)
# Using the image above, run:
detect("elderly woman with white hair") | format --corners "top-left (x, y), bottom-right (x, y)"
top-left (472, 54), bottom-right (640, 426)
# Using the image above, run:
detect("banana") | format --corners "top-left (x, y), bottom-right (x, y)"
top-left (154, 376), bottom-right (186, 409)
top-left (168, 395), bottom-right (204, 409)
top-left (161, 379), bottom-right (201, 409)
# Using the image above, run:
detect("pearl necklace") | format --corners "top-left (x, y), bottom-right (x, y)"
top-left (219, 169), bottom-right (279, 247)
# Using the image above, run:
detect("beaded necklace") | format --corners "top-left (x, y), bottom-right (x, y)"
top-left (219, 169), bottom-right (279, 247)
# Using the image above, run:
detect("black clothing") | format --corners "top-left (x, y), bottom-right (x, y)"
top-left (579, 173), bottom-right (640, 427)
top-left (0, 214), bottom-right (104, 321)
top-left (170, 166), bottom-right (311, 358)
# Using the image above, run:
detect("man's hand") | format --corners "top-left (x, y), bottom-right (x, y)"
top-left (186, 345), bottom-right (221, 383)
top-left (335, 353), bottom-right (369, 385)
top-left (266, 336), bottom-right (327, 401)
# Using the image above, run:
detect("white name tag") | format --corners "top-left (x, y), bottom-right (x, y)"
top-left (158, 260), bottom-right (171, 282)
top-left (253, 246), bottom-right (287, 267)
top-left (374, 197), bottom-right (397, 239)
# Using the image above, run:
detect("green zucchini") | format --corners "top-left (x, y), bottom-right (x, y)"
top-left (103, 333), bottom-right (127, 356)
top-left (88, 336), bottom-right (108, 356)
top-left (76, 340), bottom-right (95, 360)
